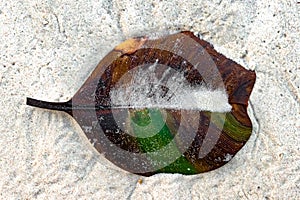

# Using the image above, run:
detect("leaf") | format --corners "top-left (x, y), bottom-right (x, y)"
top-left (27, 31), bottom-right (256, 176)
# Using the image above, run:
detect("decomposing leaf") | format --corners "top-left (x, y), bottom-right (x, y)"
top-left (27, 31), bottom-right (256, 176)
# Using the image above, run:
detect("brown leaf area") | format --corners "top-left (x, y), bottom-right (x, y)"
top-left (74, 31), bottom-right (255, 175)
top-left (181, 31), bottom-right (256, 106)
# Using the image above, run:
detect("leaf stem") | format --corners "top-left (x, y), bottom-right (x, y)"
top-left (26, 97), bottom-right (73, 115)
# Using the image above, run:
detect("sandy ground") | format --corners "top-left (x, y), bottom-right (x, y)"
top-left (0, 0), bottom-right (299, 199)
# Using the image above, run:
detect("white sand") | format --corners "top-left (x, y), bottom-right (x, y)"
top-left (0, 0), bottom-right (299, 199)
